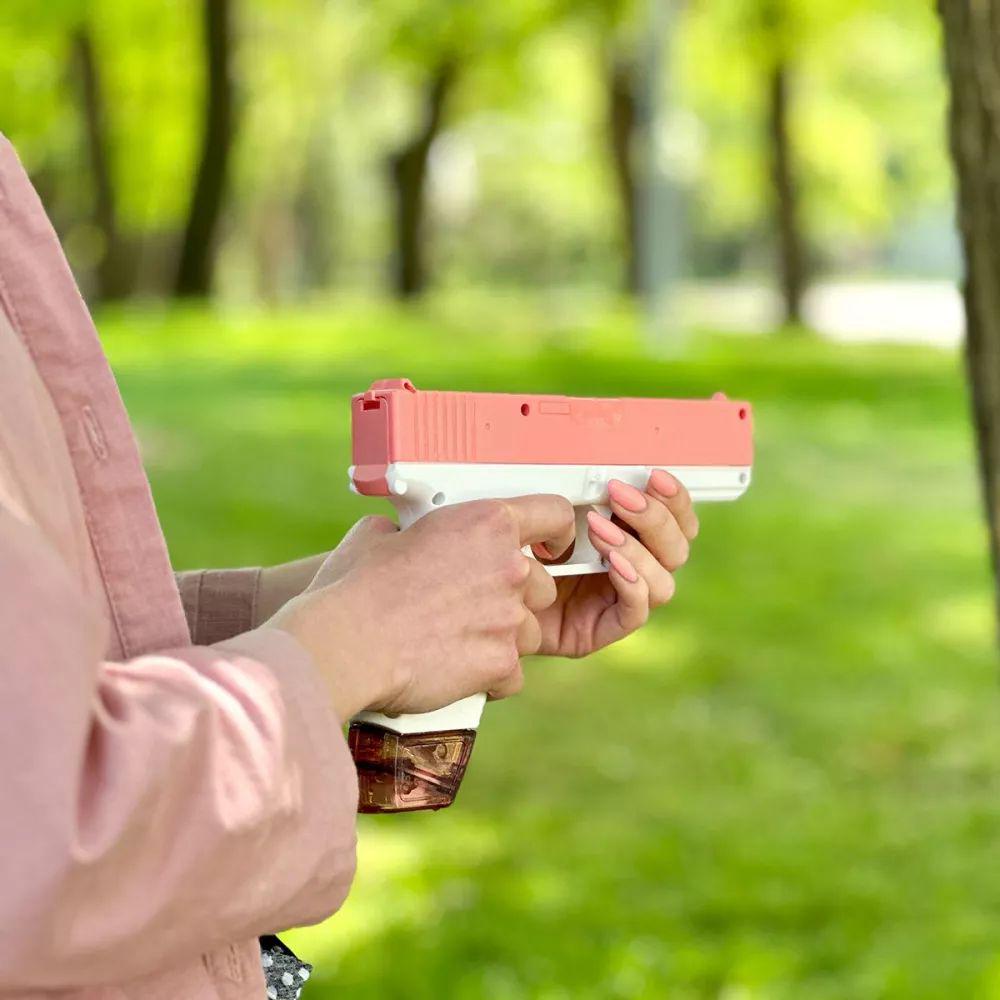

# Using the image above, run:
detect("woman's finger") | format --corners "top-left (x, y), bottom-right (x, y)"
top-left (587, 511), bottom-right (676, 607)
top-left (515, 608), bottom-right (543, 655)
top-left (647, 469), bottom-right (699, 540)
top-left (605, 480), bottom-right (691, 571)
top-left (486, 654), bottom-right (525, 700)
top-left (605, 550), bottom-right (650, 634)
top-left (522, 556), bottom-right (558, 612)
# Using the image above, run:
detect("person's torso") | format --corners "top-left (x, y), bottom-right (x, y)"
top-left (0, 136), bottom-right (265, 1000)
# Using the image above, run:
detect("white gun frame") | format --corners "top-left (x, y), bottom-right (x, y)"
top-left (349, 462), bottom-right (751, 734)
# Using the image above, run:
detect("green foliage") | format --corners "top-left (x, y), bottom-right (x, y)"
top-left (100, 299), bottom-right (998, 998)
top-left (375, 0), bottom-right (557, 69)
top-left (0, 3), bottom-right (82, 179)
top-left (681, 0), bottom-right (950, 262)
top-left (0, 0), bottom-right (953, 295)
top-left (92, 0), bottom-right (200, 229)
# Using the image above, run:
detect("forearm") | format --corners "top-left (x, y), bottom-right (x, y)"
top-left (3, 631), bottom-right (359, 988)
top-left (255, 552), bottom-right (327, 625)
top-left (2, 513), bottom-right (357, 987)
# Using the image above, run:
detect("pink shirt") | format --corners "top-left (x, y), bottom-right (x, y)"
top-left (0, 136), bottom-right (358, 997)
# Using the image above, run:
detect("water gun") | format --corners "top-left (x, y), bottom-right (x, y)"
top-left (348, 379), bottom-right (753, 813)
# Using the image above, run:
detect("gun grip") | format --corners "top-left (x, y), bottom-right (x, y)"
top-left (349, 723), bottom-right (477, 813)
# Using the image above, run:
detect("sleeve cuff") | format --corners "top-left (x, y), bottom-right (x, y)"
top-left (176, 567), bottom-right (263, 645)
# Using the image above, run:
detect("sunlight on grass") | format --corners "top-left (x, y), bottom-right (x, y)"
top-left (288, 815), bottom-right (505, 963)
top-left (923, 593), bottom-right (994, 650)
top-left (101, 303), bottom-right (1000, 998)
top-left (583, 621), bottom-right (698, 673)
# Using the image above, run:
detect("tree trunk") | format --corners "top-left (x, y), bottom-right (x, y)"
top-left (175, 0), bottom-right (237, 298)
top-left (939, 0), bottom-right (1000, 629)
top-left (387, 61), bottom-right (457, 299)
top-left (72, 25), bottom-right (132, 301)
top-left (767, 56), bottom-right (806, 326)
top-left (294, 124), bottom-right (337, 294)
top-left (607, 54), bottom-right (640, 296)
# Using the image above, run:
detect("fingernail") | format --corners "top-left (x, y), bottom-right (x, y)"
top-left (650, 469), bottom-right (679, 497)
top-left (608, 479), bottom-right (647, 512)
top-left (608, 549), bottom-right (639, 583)
top-left (587, 510), bottom-right (626, 546)
top-left (532, 542), bottom-right (554, 559)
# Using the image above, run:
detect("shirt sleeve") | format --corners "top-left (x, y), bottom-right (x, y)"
top-left (176, 567), bottom-right (264, 643)
top-left (0, 506), bottom-right (359, 991)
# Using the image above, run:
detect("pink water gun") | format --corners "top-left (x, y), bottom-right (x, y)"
top-left (348, 379), bottom-right (754, 813)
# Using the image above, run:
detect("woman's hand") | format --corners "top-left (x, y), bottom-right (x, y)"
top-left (254, 552), bottom-right (329, 626)
top-left (253, 514), bottom-right (414, 625)
top-left (535, 470), bottom-right (698, 658)
top-left (259, 470), bottom-right (695, 720)
top-left (265, 496), bottom-right (573, 722)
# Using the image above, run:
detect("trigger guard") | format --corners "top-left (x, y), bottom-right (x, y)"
top-left (524, 502), bottom-right (611, 576)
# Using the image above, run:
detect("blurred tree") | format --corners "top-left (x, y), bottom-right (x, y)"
top-left (606, 51), bottom-right (640, 295)
top-left (376, 0), bottom-right (556, 299)
top-left (1, 1), bottom-right (94, 277)
top-left (575, 0), bottom-right (682, 304)
top-left (293, 121), bottom-right (339, 294)
top-left (939, 0), bottom-right (1000, 629)
top-left (681, 0), bottom-right (948, 294)
top-left (84, 0), bottom-right (202, 296)
top-left (759, 0), bottom-right (806, 325)
top-left (175, 0), bottom-right (238, 297)
top-left (707, 0), bottom-right (811, 325)
top-left (0, 0), bottom-right (952, 305)
top-left (430, 33), bottom-right (621, 292)
top-left (228, 0), bottom-right (349, 302)
top-left (571, 0), bottom-right (645, 295)
top-left (387, 58), bottom-right (458, 298)
top-left (71, 23), bottom-right (133, 300)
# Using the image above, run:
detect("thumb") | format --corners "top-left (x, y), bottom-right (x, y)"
top-left (308, 515), bottom-right (398, 590)
top-left (343, 514), bottom-right (398, 542)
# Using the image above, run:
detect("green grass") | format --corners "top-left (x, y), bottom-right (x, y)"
top-left (100, 299), bottom-right (1000, 999)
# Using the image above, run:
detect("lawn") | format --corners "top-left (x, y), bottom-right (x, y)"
top-left (100, 299), bottom-right (1000, 999)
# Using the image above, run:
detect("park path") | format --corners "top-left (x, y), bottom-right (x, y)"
top-left (682, 279), bottom-right (963, 348)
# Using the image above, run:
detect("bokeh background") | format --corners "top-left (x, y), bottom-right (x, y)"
top-left (6, 1), bottom-right (1000, 997)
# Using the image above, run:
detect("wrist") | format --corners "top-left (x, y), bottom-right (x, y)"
top-left (268, 586), bottom-right (400, 722)
top-left (255, 552), bottom-right (328, 626)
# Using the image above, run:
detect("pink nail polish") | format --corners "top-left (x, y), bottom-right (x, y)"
top-left (608, 549), bottom-right (639, 583)
top-left (587, 510), bottom-right (626, 546)
top-left (608, 479), bottom-right (647, 513)
top-left (650, 469), bottom-right (679, 497)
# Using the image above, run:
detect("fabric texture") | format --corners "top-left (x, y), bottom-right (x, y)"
top-left (258, 937), bottom-right (312, 1000)
top-left (177, 567), bottom-right (264, 644)
top-left (0, 134), bottom-right (358, 999)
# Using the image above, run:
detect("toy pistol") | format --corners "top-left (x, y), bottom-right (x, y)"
top-left (348, 379), bottom-right (753, 813)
